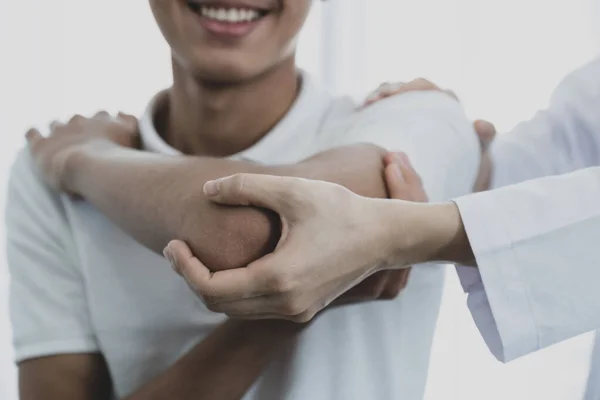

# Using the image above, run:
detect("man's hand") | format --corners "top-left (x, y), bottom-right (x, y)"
top-left (364, 78), bottom-right (497, 192)
top-left (334, 152), bottom-right (428, 305)
top-left (26, 111), bottom-right (139, 195)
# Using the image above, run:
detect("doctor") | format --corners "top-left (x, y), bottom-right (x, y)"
top-left (164, 56), bottom-right (600, 382)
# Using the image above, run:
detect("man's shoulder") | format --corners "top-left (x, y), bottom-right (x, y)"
top-left (5, 147), bottom-right (68, 228)
top-left (7, 147), bottom-right (48, 198)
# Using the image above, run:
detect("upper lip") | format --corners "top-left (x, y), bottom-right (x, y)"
top-left (186, 0), bottom-right (278, 11)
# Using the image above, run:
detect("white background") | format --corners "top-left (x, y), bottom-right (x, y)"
top-left (1, 1), bottom-right (599, 399)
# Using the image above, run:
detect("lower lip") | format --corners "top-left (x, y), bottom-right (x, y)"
top-left (195, 14), bottom-right (266, 38)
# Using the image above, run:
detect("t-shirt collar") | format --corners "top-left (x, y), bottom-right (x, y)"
top-left (138, 72), bottom-right (330, 161)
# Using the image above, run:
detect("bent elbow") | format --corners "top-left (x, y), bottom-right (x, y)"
top-left (187, 207), bottom-right (281, 272)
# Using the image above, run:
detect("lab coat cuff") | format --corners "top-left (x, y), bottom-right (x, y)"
top-left (453, 195), bottom-right (541, 362)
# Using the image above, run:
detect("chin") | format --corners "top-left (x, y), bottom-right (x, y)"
top-left (184, 51), bottom-right (277, 85)
top-left (190, 64), bottom-right (260, 85)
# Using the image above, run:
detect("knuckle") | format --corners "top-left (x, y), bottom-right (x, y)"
top-left (228, 174), bottom-right (248, 200)
top-left (286, 180), bottom-right (306, 204)
top-left (68, 114), bottom-right (85, 125)
top-left (292, 311), bottom-right (314, 324)
top-left (281, 298), bottom-right (306, 317)
top-left (267, 272), bottom-right (295, 294)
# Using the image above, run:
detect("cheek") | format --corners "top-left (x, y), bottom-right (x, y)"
top-left (274, 4), bottom-right (312, 54)
top-left (149, 1), bottom-right (183, 49)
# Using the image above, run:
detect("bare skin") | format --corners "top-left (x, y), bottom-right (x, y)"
top-left (161, 157), bottom-right (473, 321)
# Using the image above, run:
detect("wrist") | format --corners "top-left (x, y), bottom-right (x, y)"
top-left (381, 201), bottom-right (473, 266)
top-left (413, 202), bottom-right (474, 265)
top-left (62, 139), bottom-right (119, 196)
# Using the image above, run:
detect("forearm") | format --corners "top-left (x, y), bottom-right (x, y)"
top-left (68, 142), bottom-right (387, 271)
top-left (126, 319), bottom-right (303, 400)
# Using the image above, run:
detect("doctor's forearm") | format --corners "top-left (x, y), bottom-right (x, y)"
top-left (67, 142), bottom-right (388, 271)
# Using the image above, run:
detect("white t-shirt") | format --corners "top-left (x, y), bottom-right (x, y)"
top-left (6, 74), bottom-right (479, 399)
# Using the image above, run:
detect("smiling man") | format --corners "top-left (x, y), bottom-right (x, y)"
top-left (6, 1), bottom-right (480, 399)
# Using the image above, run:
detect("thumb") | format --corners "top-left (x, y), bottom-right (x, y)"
top-left (203, 173), bottom-right (303, 214)
top-left (25, 128), bottom-right (44, 150)
top-left (164, 240), bottom-right (212, 294)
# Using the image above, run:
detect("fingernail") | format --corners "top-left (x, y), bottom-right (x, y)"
top-left (398, 152), bottom-right (411, 167)
top-left (163, 246), bottom-right (180, 275)
top-left (203, 180), bottom-right (220, 197)
top-left (394, 152), bottom-right (405, 166)
top-left (392, 164), bottom-right (404, 182)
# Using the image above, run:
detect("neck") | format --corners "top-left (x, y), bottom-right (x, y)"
top-left (159, 57), bottom-right (300, 156)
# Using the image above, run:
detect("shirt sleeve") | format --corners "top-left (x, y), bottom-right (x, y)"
top-left (454, 167), bottom-right (600, 362)
top-left (334, 91), bottom-right (480, 201)
top-left (6, 150), bottom-right (99, 363)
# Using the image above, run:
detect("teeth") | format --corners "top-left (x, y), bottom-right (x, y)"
top-left (199, 6), bottom-right (261, 23)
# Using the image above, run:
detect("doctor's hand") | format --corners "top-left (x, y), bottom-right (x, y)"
top-left (163, 154), bottom-right (428, 322)
top-left (364, 79), bottom-right (497, 192)
top-left (332, 152), bottom-right (428, 305)
top-left (25, 111), bottom-right (140, 195)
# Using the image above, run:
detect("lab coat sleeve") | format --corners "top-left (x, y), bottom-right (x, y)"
top-left (454, 57), bottom-right (600, 362)
top-left (454, 167), bottom-right (600, 362)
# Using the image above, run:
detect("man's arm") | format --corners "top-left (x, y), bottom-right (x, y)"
top-left (19, 354), bottom-right (112, 400)
top-left (19, 319), bottom-right (302, 400)
top-left (125, 319), bottom-right (302, 400)
top-left (8, 150), bottom-right (304, 400)
top-left (64, 141), bottom-right (388, 272)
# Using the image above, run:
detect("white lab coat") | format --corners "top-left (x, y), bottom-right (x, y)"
top-left (453, 57), bottom-right (600, 393)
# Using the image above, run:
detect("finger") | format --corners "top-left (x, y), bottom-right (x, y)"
top-left (117, 111), bottom-right (138, 124)
top-left (49, 120), bottom-right (64, 132)
top-left (383, 152), bottom-right (396, 167)
top-left (363, 82), bottom-right (407, 107)
top-left (25, 128), bottom-right (44, 149)
top-left (68, 114), bottom-right (85, 124)
top-left (379, 268), bottom-right (411, 299)
top-left (208, 294), bottom-right (295, 317)
top-left (203, 173), bottom-right (304, 214)
top-left (362, 94), bottom-right (383, 108)
top-left (227, 313), bottom-right (291, 320)
top-left (94, 110), bottom-right (111, 119)
top-left (366, 79), bottom-right (442, 105)
top-left (384, 162), bottom-right (407, 200)
top-left (166, 240), bottom-right (274, 303)
top-left (375, 82), bottom-right (406, 97)
top-left (473, 119), bottom-right (497, 149)
top-left (337, 271), bottom-right (388, 304)
top-left (384, 153), bottom-right (427, 202)
top-left (396, 153), bottom-right (421, 186)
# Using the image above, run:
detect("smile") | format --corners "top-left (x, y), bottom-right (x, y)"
top-left (187, 2), bottom-right (270, 24)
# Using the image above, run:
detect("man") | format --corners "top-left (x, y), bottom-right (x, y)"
top-left (168, 57), bottom-right (600, 396)
top-left (7, 1), bottom-right (481, 399)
